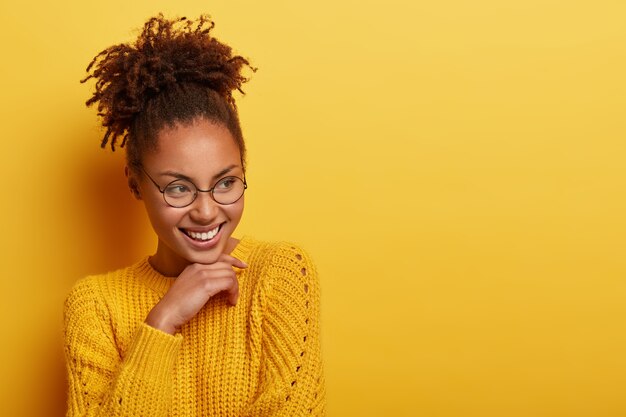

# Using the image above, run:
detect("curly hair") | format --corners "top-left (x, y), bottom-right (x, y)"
top-left (81, 14), bottom-right (255, 170)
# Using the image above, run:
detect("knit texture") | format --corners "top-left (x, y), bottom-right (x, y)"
top-left (64, 237), bottom-right (325, 416)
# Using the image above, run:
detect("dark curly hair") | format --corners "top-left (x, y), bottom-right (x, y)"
top-left (81, 14), bottom-right (255, 171)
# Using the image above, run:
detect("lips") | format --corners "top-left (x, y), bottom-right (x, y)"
top-left (180, 223), bottom-right (222, 242)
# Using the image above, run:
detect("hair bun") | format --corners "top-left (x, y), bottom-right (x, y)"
top-left (82, 14), bottom-right (255, 149)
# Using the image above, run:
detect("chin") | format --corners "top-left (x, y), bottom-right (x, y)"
top-left (188, 252), bottom-right (223, 265)
top-left (185, 239), bottom-right (231, 264)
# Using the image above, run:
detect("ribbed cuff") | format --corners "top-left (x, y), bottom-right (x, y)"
top-left (123, 322), bottom-right (182, 381)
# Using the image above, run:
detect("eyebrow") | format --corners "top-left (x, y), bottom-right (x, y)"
top-left (159, 164), bottom-right (241, 183)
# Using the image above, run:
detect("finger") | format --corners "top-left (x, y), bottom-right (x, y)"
top-left (217, 253), bottom-right (248, 269)
top-left (231, 257), bottom-right (248, 269)
top-left (203, 274), bottom-right (238, 305)
top-left (226, 275), bottom-right (239, 306)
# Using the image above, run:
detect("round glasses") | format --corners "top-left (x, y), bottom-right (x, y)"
top-left (141, 167), bottom-right (247, 208)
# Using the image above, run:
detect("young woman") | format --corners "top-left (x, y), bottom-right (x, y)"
top-left (64, 14), bottom-right (325, 416)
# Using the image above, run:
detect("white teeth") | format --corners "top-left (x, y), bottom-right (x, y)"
top-left (186, 226), bottom-right (220, 241)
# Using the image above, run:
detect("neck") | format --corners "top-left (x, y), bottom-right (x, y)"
top-left (148, 244), bottom-right (189, 277)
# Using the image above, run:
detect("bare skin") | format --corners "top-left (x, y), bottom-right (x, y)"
top-left (130, 119), bottom-right (248, 335)
top-left (145, 253), bottom-right (247, 335)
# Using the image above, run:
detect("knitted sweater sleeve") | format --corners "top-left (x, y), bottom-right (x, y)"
top-left (243, 243), bottom-right (326, 416)
top-left (63, 276), bottom-right (182, 417)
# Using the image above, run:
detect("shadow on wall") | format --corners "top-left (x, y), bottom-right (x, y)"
top-left (48, 335), bottom-right (68, 417)
top-left (74, 142), bottom-right (151, 274)
top-left (51, 137), bottom-right (151, 416)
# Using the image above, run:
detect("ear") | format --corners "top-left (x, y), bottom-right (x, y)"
top-left (125, 165), bottom-right (142, 200)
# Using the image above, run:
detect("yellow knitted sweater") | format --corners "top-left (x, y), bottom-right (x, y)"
top-left (63, 237), bottom-right (325, 416)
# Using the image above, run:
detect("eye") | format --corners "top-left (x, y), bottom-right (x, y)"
top-left (164, 181), bottom-right (193, 196)
top-left (214, 177), bottom-right (237, 191)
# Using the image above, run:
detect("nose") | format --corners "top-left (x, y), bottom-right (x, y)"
top-left (188, 191), bottom-right (219, 223)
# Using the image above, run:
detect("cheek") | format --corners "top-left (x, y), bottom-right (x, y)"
top-left (143, 198), bottom-right (181, 230)
top-left (226, 198), bottom-right (245, 221)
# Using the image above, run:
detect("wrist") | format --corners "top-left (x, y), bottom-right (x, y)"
top-left (145, 306), bottom-right (178, 335)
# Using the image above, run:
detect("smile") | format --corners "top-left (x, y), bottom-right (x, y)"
top-left (181, 224), bottom-right (222, 242)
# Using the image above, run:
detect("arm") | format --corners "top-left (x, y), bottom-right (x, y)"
top-left (63, 277), bottom-right (182, 417)
top-left (243, 243), bottom-right (326, 416)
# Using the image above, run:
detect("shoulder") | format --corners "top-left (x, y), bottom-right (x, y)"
top-left (66, 264), bottom-right (135, 300)
top-left (65, 274), bottom-right (106, 313)
top-left (239, 237), bottom-right (317, 279)
top-left (237, 237), bottom-right (316, 266)
top-left (241, 238), bottom-right (319, 309)
top-left (64, 263), bottom-right (139, 322)
top-left (266, 241), bottom-right (317, 285)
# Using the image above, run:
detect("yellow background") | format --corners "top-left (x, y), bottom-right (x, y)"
top-left (1, 1), bottom-right (625, 416)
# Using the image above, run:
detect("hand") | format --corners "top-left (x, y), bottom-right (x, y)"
top-left (145, 254), bottom-right (247, 334)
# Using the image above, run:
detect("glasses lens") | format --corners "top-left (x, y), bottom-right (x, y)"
top-left (163, 180), bottom-right (196, 207)
top-left (212, 177), bottom-right (246, 204)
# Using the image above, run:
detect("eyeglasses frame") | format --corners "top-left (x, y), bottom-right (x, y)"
top-left (139, 166), bottom-right (247, 208)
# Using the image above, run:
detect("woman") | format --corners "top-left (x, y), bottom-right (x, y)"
top-left (64, 14), bottom-right (325, 416)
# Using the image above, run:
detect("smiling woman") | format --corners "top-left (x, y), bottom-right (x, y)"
top-left (63, 14), bottom-right (325, 416)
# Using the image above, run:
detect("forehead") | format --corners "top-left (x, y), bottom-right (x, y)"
top-left (143, 119), bottom-right (242, 175)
